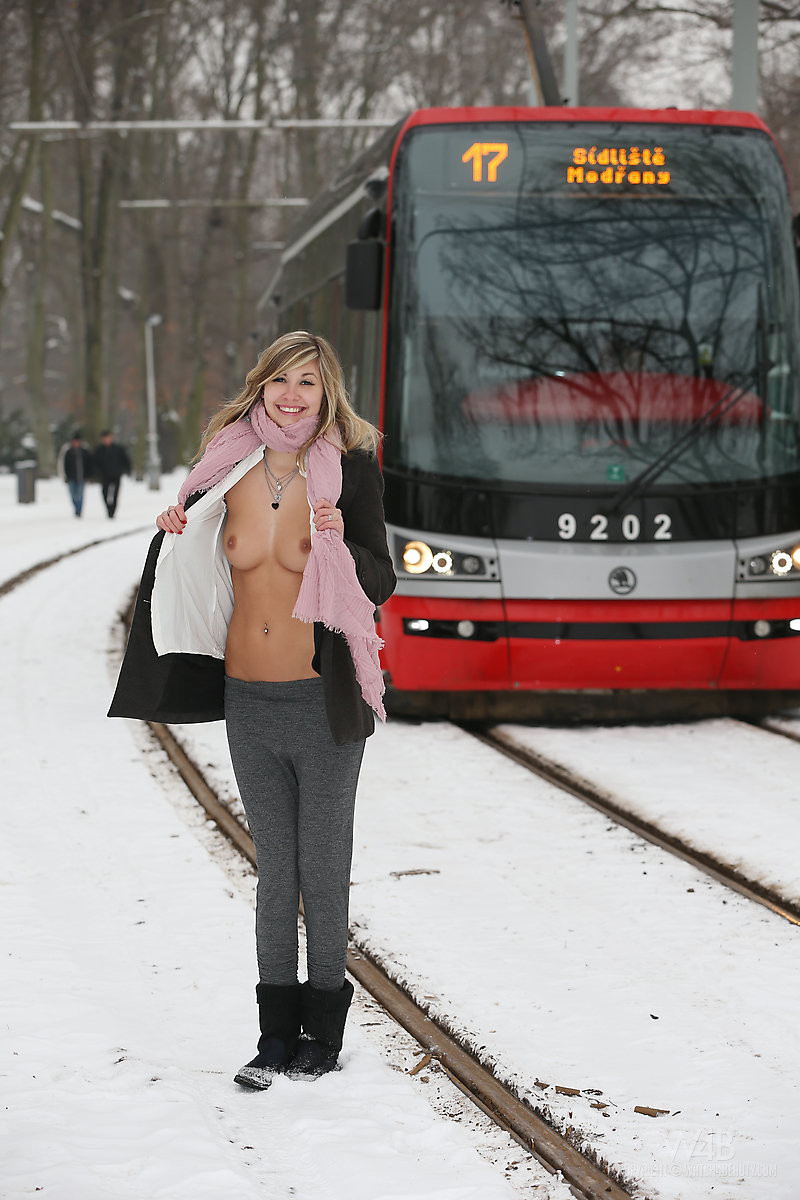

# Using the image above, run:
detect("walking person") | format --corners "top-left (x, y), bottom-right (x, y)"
top-left (109, 331), bottom-right (396, 1089)
top-left (93, 430), bottom-right (131, 518)
top-left (62, 430), bottom-right (94, 517)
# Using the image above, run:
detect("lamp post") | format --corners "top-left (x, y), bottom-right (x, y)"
top-left (144, 313), bottom-right (162, 490)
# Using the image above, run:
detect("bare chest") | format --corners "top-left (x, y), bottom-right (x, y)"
top-left (223, 459), bottom-right (311, 576)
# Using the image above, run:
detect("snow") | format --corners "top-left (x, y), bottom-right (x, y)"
top-left (5, 471), bottom-right (800, 1199)
top-left (174, 716), bottom-right (800, 1199)
top-left (1, 474), bottom-right (566, 1200)
top-left (0, 470), bottom-right (172, 588)
top-left (490, 719), bottom-right (800, 905)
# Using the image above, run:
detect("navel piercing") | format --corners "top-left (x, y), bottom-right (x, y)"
top-left (263, 623), bottom-right (269, 635)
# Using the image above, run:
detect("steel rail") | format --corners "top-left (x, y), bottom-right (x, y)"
top-left (11, 553), bottom-right (627, 1193)
top-left (13, 538), bottom-right (793, 1194)
top-left (146, 717), bottom-right (635, 1200)
top-left (468, 725), bottom-right (800, 929)
top-left (756, 717), bottom-right (800, 746)
top-left (750, 715), bottom-right (800, 762)
top-left (0, 527), bottom-right (149, 600)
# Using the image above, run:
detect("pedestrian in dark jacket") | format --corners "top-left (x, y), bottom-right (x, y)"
top-left (93, 430), bottom-right (131, 518)
top-left (63, 431), bottom-right (94, 517)
top-left (109, 330), bottom-right (396, 1091)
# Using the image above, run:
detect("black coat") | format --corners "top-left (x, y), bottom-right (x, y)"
top-left (108, 449), bottom-right (396, 744)
top-left (64, 445), bottom-right (94, 483)
top-left (94, 441), bottom-right (131, 481)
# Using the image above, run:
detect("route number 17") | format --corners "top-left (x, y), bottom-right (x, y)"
top-left (462, 142), bottom-right (509, 183)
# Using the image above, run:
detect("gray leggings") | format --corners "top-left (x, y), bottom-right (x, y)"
top-left (224, 675), bottom-right (365, 991)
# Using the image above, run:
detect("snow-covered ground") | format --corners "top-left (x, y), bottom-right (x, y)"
top-left (5, 473), bottom-right (800, 1199)
top-left (0, 469), bottom-right (170, 587)
top-left (1, 476), bottom-right (567, 1200)
top-left (489, 719), bottom-right (800, 905)
top-left (174, 716), bottom-right (800, 1200)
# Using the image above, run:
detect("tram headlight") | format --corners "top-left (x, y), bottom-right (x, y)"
top-left (403, 541), bottom-right (433, 574)
top-left (746, 547), bottom-right (800, 578)
top-left (398, 536), bottom-right (491, 578)
top-left (770, 550), bottom-right (793, 576)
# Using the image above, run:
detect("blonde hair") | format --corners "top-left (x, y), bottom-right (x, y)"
top-left (196, 330), bottom-right (380, 463)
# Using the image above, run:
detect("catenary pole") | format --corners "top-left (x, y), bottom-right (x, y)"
top-left (515, 0), bottom-right (561, 106)
top-left (731, 0), bottom-right (759, 112)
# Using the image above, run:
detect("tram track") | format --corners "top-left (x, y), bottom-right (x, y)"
top-left (141, 707), bottom-right (800, 1200)
top-left (112, 570), bottom-right (800, 1198)
top-left (9, 542), bottom-right (796, 1199)
top-left (0, 525), bottom-right (149, 600)
top-left (12, 529), bottom-right (797, 937)
top-left (750, 714), bottom-right (800, 749)
top-left (147, 715), bottom-right (634, 1200)
top-left (463, 722), bottom-right (800, 929)
top-left (151, 701), bottom-right (800, 1199)
top-left (2, 534), bottom-right (637, 1197)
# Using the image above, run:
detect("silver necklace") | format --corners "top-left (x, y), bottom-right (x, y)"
top-left (263, 450), bottom-right (298, 510)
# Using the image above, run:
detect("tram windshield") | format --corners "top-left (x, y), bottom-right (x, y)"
top-left (385, 121), bottom-right (800, 489)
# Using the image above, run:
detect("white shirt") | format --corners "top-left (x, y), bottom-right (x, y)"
top-left (150, 447), bottom-right (266, 659)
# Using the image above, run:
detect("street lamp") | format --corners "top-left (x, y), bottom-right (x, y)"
top-left (144, 313), bottom-right (163, 490)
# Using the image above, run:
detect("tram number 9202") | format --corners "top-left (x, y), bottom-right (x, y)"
top-left (557, 512), bottom-right (673, 541)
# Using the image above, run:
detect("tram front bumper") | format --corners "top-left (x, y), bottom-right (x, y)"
top-left (380, 594), bottom-right (800, 699)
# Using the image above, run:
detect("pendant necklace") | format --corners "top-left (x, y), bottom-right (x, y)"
top-left (263, 449), bottom-right (298, 510)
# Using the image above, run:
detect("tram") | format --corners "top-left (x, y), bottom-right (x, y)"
top-left (261, 107), bottom-right (800, 719)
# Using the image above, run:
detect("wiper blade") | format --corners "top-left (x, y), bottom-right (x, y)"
top-left (608, 372), bottom-right (759, 514)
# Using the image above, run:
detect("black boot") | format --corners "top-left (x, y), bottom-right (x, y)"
top-left (234, 981), bottom-right (302, 1090)
top-left (286, 979), bottom-right (355, 1080)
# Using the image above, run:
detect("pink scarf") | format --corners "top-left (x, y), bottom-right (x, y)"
top-left (177, 401), bottom-right (386, 721)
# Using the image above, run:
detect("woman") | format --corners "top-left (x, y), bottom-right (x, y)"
top-left (110, 331), bottom-right (395, 1090)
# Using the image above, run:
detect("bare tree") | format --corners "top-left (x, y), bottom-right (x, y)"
top-left (0, 1), bottom-right (45, 318)
top-left (25, 138), bottom-right (56, 474)
top-left (0, 0), bottom-right (798, 464)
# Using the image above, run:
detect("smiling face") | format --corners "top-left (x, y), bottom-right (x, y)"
top-left (262, 360), bottom-right (324, 427)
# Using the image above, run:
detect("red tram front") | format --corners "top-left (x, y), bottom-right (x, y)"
top-left (269, 107), bottom-right (800, 718)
